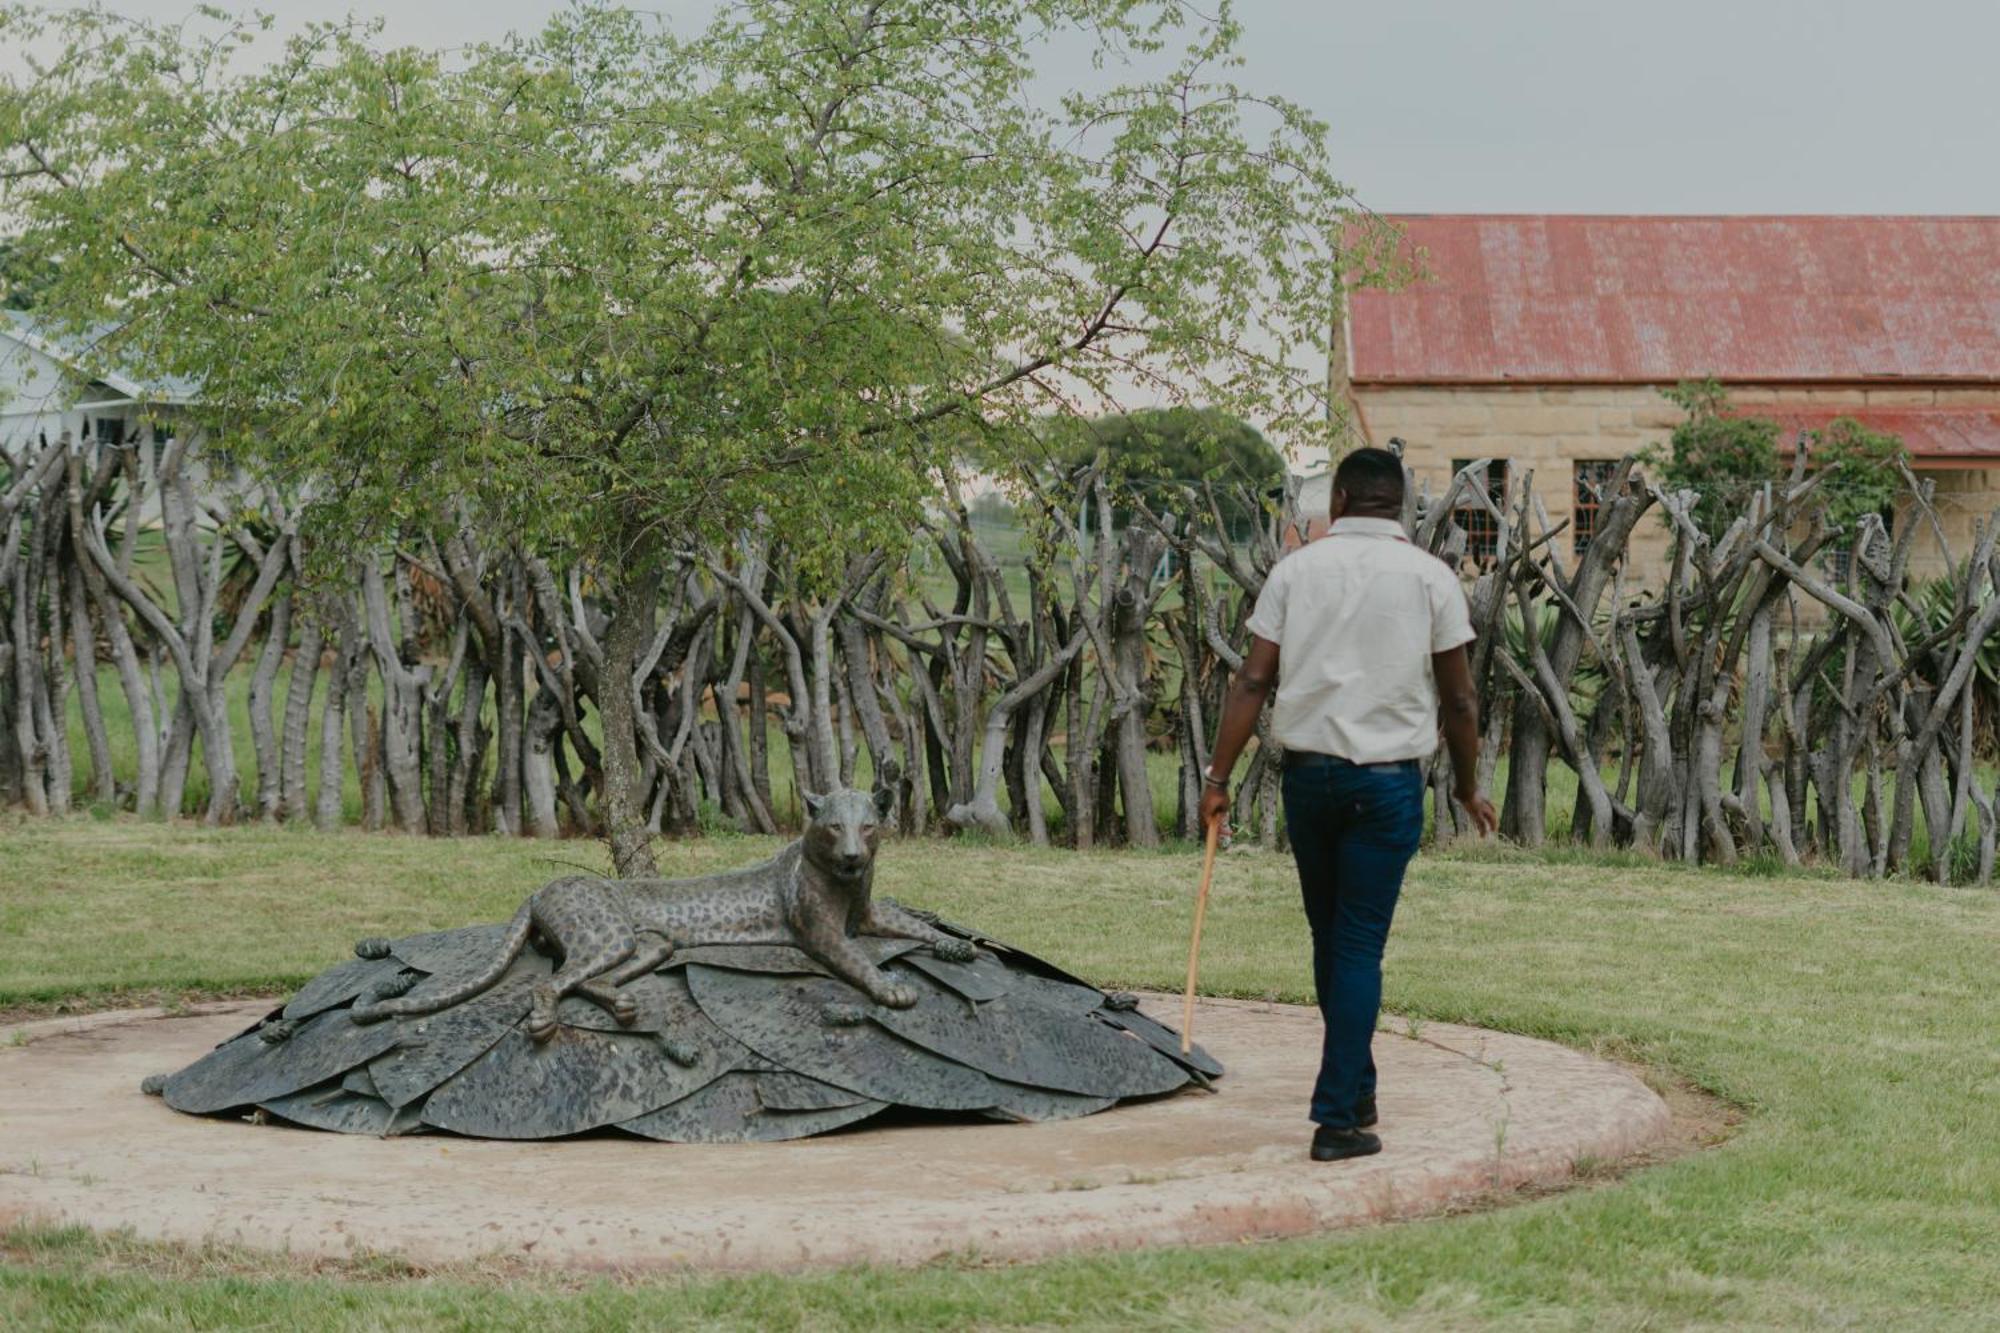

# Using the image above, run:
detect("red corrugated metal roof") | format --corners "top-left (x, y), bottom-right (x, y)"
top-left (1347, 216), bottom-right (2000, 385)
top-left (1762, 406), bottom-right (2000, 463)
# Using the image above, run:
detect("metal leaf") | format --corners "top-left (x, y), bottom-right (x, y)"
top-left (1095, 1005), bottom-right (1224, 1079)
top-left (161, 1008), bottom-right (408, 1115)
top-left (619, 1073), bottom-right (885, 1143)
top-left (388, 922), bottom-right (515, 983)
top-left (899, 949), bottom-right (1013, 1003)
top-left (281, 955), bottom-right (405, 1022)
top-left (755, 1071), bottom-right (871, 1111)
top-left (982, 1084), bottom-right (1119, 1123)
top-left (420, 1025), bottom-right (734, 1139)
top-left (366, 958), bottom-right (548, 1108)
top-left (686, 964), bottom-right (1001, 1111)
top-left (260, 1082), bottom-right (425, 1136)
top-left (871, 977), bottom-right (1190, 1099)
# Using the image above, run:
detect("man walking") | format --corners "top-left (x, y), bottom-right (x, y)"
top-left (1200, 447), bottom-right (1497, 1162)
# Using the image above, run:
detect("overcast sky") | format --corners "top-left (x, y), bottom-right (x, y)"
top-left (11, 0), bottom-right (1996, 214)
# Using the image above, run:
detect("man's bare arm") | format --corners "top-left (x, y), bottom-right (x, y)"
top-left (1432, 644), bottom-right (1498, 836)
top-left (1199, 635), bottom-right (1279, 828)
top-left (1210, 635), bottom-right (1279, 778)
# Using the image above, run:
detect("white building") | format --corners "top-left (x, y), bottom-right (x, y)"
top-left (0, 311), bottom-right (201, 459)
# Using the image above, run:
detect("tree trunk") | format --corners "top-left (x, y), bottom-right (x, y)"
top-left (598, 570), bottom-right (661, 877)
top-left (360, 557), bottom-right (427, 832)
top-left (522, 683), bottom-right (563, 838)
top-left (316, 605), bottom-right (359, 832)
top-left (248, 586), bottom-right (292, 821)
top-left (65, 560), bottom-right (115, 805)
top-left (280, 611), bottom-right (324, 824)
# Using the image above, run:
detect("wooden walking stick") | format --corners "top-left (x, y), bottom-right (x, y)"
top-left (1180, 814), bottom-right (1222, 1055)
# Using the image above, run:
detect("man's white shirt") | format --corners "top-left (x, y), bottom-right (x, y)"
top-left (1244, 516), bottom-right (1475, 764)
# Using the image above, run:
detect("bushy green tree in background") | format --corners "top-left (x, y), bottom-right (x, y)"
top-left (1649, 379), bottom-right (1782, 533)
top-left (1042, 406), bottom-right (1285, 531)
top-left (1651, 379), bottom-right (1906, 544)
top-left (1, 0), bottom-right (1392, 868)
top-left (1813, 415), bottom-right (1907, 536)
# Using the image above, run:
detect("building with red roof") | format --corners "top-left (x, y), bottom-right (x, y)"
top-left (1336, 215), bottom-right (2000, 577)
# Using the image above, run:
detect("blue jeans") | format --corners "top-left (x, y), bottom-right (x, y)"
top-left (1281, 755), bottom-right (1425, 1129)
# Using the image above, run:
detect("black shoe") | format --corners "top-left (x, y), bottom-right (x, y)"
top-left (1354, 1093), bottom-right (1378, 1129)
top-left (1310, 1125), bottom-right (1383, 1162)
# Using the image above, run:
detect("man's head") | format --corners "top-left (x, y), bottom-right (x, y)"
top-left (1330, 447), bottom-right (1405, 520)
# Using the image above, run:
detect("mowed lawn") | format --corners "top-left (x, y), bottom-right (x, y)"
top-left (2, 820), bottom-right (1998, 1329)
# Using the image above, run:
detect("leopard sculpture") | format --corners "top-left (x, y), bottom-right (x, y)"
top-left (351, 787), bottom-right (975, 1041)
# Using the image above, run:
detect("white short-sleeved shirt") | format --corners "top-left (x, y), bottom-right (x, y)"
top-left (1244, 516), bottom-right (1475, 763)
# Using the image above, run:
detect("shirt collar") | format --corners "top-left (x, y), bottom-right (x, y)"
top-left (1328, 516), bottom-right (1409, 540)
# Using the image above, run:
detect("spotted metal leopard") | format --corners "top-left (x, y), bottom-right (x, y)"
top-left (350, 788), bottom-right (974, 1041)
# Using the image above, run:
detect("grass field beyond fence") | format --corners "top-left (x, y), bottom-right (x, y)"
top-left (2, 821), bottom-right (1998, 1329)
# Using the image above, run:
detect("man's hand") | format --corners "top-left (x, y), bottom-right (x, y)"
top-left (1454, 785), bottom-right (1498, 838)
top-left (1199, 782), bottom-right (1231, 836)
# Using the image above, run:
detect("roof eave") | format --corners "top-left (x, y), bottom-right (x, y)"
top-left (1351, 374), bottom-right (2000, 389)
top-left (0, 319), bottom-right (179, 401)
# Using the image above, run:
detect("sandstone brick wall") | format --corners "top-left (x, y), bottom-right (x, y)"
top-left (1355, 384), bottom-right (1680, 582)
top-left (1354, 383), bottom-right (2000, 586)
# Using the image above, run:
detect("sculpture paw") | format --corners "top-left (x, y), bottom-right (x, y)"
top-left (354, 937), bottom-right (394, 960)
top-left (819, 1002), bottom-right (868, 1027)
top-left (256, 1018), bottom-right (298, 1045)
top-left (368, 970), bottom-right (419, 1002)
top-left (931, 937), bottom-right (978, 963)
top-left (1103, 991), bottom-right (1140, 1012)
top-left (140, 1073), bottom-right (169, 1096)
top-left (873, 982), bottom-right (919, 1009)
top-left (525, 1001), bottom-right (559, 1043)
top-left (611, 991), bottom-right (640, 1027)
top-left (659, 1035), bottom-right (701, 1066)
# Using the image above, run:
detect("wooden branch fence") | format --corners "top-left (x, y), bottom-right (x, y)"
top-left (4, 431), bottom-right (1998, 884)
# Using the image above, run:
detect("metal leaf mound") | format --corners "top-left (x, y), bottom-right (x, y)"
top-left (152, 919), bottom-right (1221, 1142)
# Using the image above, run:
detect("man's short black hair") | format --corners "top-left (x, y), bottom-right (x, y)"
top-left (1332, 447), bottom-right (1406, 511)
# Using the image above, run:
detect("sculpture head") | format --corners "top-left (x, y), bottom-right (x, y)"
top-left (801, 786), bottom-right (894, 881)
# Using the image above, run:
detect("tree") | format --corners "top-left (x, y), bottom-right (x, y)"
top-left (1648, 379), bottom-right (1781, 533)
top-left (2, 0), bottom-right (1390, 869)
top-left (1649, 380), bottom-right (1907, 549)
top-left (1812, 416), bottom-right (1907, 538)
top-left (1045, 406), bottom-right (1285, 533)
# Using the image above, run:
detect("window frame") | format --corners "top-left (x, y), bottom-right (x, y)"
top-left (1572, 459), bottom-right (1620, 556)
top-left (1449, 457), bottom-right (1509, 565)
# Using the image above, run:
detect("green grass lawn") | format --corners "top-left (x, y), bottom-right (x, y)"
top-left (3, 820), bottom-right (1998, 1328)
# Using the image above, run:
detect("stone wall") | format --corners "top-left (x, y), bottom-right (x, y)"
top-left (1354, 383), bottom-right (2000, 585)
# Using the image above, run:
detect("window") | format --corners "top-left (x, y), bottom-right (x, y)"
top-left (1572, 460), bottom-right (1619, 555)
top-left (1450, 458), bottom-right (1509, 564)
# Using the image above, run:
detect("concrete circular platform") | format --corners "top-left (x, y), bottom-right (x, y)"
top-left (0, 996), bottom-right (1671, 1272)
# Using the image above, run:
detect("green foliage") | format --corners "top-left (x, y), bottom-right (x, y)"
top-left (0, 239), bottom-right (56, 310)
top-left (1649, 381), bottom-right (1907, 547)
top-left (1038, 406), bottom-right (1285, 530)
top-left (1893, 562), bottom-right (2000, 751)
top-left (1501, 599), bottom-right (1608, 716)
top-left (0, 1), bottom-right (1392, 585)
top-left (1811, 415), bottom-right (1907, 534)
top-left (1646, 379), bottom-right (1781, 533)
